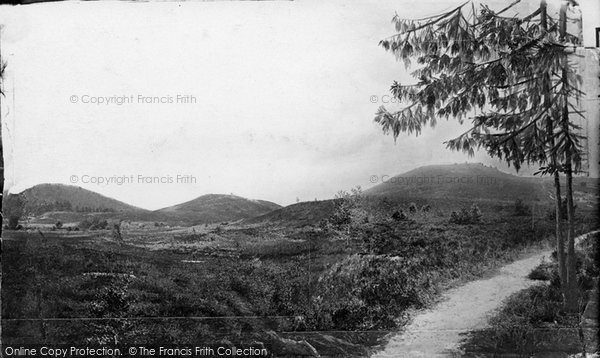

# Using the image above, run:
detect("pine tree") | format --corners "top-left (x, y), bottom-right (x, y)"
top-left (376, 0), bottom-right (585, 311)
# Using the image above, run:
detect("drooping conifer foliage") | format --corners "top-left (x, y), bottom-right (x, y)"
top-left (377, 0), bottom-right (583, 169)
top-left (375, 0), bottom-right (586, 311)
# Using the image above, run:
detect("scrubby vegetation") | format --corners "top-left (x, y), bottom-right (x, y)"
top-left (4, 196), bottom-right (573, 349)
top-left (463, 232), bottom-right (599, 356)
top-left (449, 204), bottom-right (482, 224)
top-left (78, 217), bottom-right (109, 230)
top-left (3, 184), bottom-right (597, 356)
top-left (527, 259), bottom-right (554, 281)
top-left (514, 199), bottom-right (532, 216)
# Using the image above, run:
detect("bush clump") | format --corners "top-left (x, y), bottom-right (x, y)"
top-left (408, 203), bottom-right (418, 213)
top-left (311, 254), bottom-right (436, 330)
top-left (449, 204), bottom-right (482, 224)
top-left (514, 199), bottom-right (531, 216)
top-left (527, 260), bottom-right (553, 281)
top-left (79, 217), bottom-right (108, 231)
top-left (391, 210), bottom-right (407, 221)
top-left (328, 186), bottom-right (367, 229)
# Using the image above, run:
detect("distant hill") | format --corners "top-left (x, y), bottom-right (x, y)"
top-left (246, 200), bottom-right (339, 226)
top-left (364, 163), bottom-right (542, 202)
top-left (365, 163), bottom-right (597, 204)
top-left (7, 165), bottom-right (596, 228)
top-left (250, 163), bottom-right (598, 227)
top-left (156, 194), bottom-right (281, 224)
top-left (16, 184), bottom-right (147, 215)
top-left (6, 184), bottom-right (281, 225)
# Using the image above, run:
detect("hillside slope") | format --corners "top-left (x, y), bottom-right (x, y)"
top-left (156, 194), bottom-right (281, 224)
top-left (365, 163), bottom-right (546, 202)
top-left (16, 184), bottom-right (147, 215)
top-left (251, 163), bottom-right (598, 226)
top-left (245, 200), bottom-right (339, 226)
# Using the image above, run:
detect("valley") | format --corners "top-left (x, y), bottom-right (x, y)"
top-left (2, 163), bottom-right (599, 357)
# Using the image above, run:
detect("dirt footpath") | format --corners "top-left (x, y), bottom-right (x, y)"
top-left (373, 231), bottom-right (598, 357)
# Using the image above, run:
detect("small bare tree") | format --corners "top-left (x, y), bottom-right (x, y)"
top-left (112, 220), bottom-right (123, 244)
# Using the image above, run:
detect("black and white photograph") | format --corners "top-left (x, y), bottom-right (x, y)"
top-left (0, 0), bottom-right (599, 356)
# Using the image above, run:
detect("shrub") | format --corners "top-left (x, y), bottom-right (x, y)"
top-left (528, 260), bottom-right (553, 281)
top-left (408, 203), bottom-right (418, 213)
top-left (312, 255), bottom-right (434, 330)
top-left (391, 210), bottom-right (406, 221)
top-left (514, 199), bottom-right (531, 216)
top-left (449, 205), bottom-right (482, 225)
top-left (329, 192), bottom-right (353, 227)
top-left (470, 204), bottom-right (482, 222)
top-left (421, 204), bottom-right (431, 212)
top-left (79, 217), bottom-right (108, 231)
top-left (56, 221), bottom-right (63, 229)
top-left (329, 186), bottom-right (366, 229)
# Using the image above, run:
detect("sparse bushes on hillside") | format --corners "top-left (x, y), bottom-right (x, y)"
top-left (78, 217), bottom-right (109, 231)
top-left (390, 204), bottom-right (430, 221)
top-left (449, 204), bottom-right (482, 224)
top-left (408, 203), bottom-right (418, 213)
top-left (514, 199), bottom-right (531, 216)
top-left (391, 210), bottom-right (406, 221)
top-left (75, 206), bottom-right (117, 213)
top-left (328, 186), bottom-right (368, 229)
top-left (471, 204), bottom-right (482, 222)
top-left (28, 199), bottom-right (73, 215)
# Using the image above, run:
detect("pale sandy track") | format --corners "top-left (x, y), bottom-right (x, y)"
top-left (372, 231), bottom-right (598, 358)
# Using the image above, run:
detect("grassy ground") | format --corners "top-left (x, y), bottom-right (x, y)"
top-left (2, 199), bottom-right (594, 356)
top-left (461, 231), bottom-right (599, 357)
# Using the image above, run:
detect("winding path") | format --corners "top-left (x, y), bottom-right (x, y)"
top-left (373, 231), bottom-right (598, 358)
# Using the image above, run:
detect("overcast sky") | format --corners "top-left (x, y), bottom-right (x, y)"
top-left (0, 0), bottom-right (598, 209)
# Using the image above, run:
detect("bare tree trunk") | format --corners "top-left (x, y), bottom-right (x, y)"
top-left (561, 69), bottom-right (577, 312)
top-left (553, 171), bottom-right (567, 291)
top-left (541, 0), bottom-right (567, 295)
top-left (564, 146), bottom-right (578, 312)
top-left (559, 0), bottom-right (579, 314)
